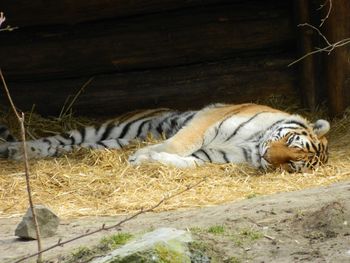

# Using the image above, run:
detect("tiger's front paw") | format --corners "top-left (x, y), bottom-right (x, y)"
top-left (128, 148), bottom-right (154, 165)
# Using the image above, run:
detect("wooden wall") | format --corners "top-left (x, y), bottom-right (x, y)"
top-left (0, 0), bottom-right (297, 116)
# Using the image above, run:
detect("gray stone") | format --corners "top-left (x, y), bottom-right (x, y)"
top-left (15, 205), bottom-right (59, 239)
top-left (92, 227), bottom-right (192, 263)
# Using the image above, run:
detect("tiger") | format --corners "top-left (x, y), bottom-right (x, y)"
top-left (0, 103), bottom-right (330, 172)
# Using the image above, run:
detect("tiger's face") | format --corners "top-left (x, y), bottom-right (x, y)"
top-left (261, 119), bottom-right (330, 172)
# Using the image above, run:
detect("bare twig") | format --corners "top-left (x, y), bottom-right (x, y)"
top-left (59, 77), bottom-right (94, 119)
top-left (0, 25), bottom-right (19, 32)
top-left (288, 23), bottom-right (350, 67)
top-left (14, 178), bottom-right (206, 263)
top-left (0, 69), bottom-right (43, 263)
top-left (0, 12), bottom-right (5, 27)
top-left (0, 12), bottom-right (18, 32)
top-left (318, 0), bottom-right (332, 27)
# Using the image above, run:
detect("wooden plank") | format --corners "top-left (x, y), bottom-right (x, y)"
top-left (1, 0), bottom-right (233, 27)
top-left (0, 2), bottom-right (294, 81)
top-left (294, 0), bottom-right (318, 110)
top-left (323, 0), bottom-right (350, 116)
top-left (0, 55), bottom-right (296, 117)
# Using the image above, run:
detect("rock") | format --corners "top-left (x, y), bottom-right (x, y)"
top-left (92, 227), bottom-right (192, 263)
top-left (15, 205), bottom-right (59, 239)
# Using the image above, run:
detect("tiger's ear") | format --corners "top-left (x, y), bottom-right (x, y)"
top-left (312, 119), bottom-right (330, 138)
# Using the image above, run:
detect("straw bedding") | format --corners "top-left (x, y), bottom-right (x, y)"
top-left (1, 98), bottom-right (350, 219)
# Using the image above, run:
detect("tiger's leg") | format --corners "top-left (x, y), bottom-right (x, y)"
top-left (133, 151), bottom-right (204, 168)
top-left (129, 104), bottom-right (239, 165)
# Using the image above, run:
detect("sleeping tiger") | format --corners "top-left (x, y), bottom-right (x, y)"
top-left (0, 103), bottom-right (330, 172)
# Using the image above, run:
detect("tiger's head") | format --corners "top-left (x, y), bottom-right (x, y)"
top-left (260, 118), bottom-right (330, 172)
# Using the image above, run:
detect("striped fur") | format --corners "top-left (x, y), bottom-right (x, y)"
top-left (0, 103), bottom-right (330, 172)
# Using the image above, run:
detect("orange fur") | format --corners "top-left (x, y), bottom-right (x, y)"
top-left (160, 103), bottom-right (288, 156)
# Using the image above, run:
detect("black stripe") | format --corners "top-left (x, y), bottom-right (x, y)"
top-left (284, 120), bottom-right (308, 130)
top-left (206, 116), bottom-right (231, 145)
top-left (114, 139), bottom-right (123, 148)
top-left (61, 132), bottom-right (74, 145)
top-left (155, 112), bottom-right (178, 136)
top-left (80, 127), bottom-right (86, 143)
top-left (136, 120), bottom-right (150, 138)
top-left (247, 119), bottom-right (285, 142)
top-left (305, 142), bottom-right (311, 151)
top-left (310, 141), bottom-right (318, 152)
top-left (181, 112), bottom-right (195, 127)
top-left (225, 112), bottom-right (266, 142)
top-left (198, 149), bottom-right (212, 162)
top-left (191, 153), bottom-right (200, 160)
top-left (219, 150), bottom-right (229, 163)
top-left (119, 110), bottom-right (167, 139)
top-left (42, 138), bottom-right (52, 145)
top-left (100, 123), bottom-right (116, 141)
top-left (55, 136), bottom-right (67, 146)
top-left (97, 141), bottom-right (108, 148)
top-left (241, 147), bottom-right (252, 162)
top-left (156, 123), bottom-right (164, 136)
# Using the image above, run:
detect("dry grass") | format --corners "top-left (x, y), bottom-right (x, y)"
top-left (0, 97), bottom-right (350, 219)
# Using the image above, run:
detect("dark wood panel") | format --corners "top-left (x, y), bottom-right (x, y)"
top-left (0, 2), bottom-right (294, 81)
top-left (0, 54), bottom-right (296, 117)
top-left (1, 0), bottom-right (233, 27)
top-left (323, 0), bottom-right (350, 116)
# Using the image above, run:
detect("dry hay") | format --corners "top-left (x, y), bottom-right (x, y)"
top-left (1, 98), bottom-right (350, 219)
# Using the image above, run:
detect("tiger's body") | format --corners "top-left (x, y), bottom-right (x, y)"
top-left (0, 103), bottom-right (330, 172)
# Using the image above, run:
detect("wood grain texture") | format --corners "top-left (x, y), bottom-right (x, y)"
top-left (0, 1), bottom-right (294, 81)
top-left (0, 55), bottom-right (296, 117)
top-left (323, 0), bottom-right (350, 116)
top-left (294, 0), bottom-right (318, 110)
top-left (1, 0), bottom-right (233, 27)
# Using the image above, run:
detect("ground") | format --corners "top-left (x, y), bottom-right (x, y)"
top-left (1, 181), bottom-right (349, 263)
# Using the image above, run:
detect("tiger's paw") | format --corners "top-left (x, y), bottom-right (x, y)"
top-left (128, 144), bottom-right (163, 165)
top-left (128, 151), bottom-right (152, 165)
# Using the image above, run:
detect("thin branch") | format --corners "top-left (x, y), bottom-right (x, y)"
top-left (288, 23), bottom-right (350, 67)
top-left (318, 0), bottom-right (332, 27)
top-left (0, 12), bottom-right (5, 27)
top-left (0, 12), bottom-right (18, 32)
top-left (59, 77), bottom-right (94, 119)
top-left (0, 25), bottom-right (19, 32)
top-left (298, 23), bottom-right (331, 46)
top-left (0, 69), bottom-right (43, 263)
top-left (14, 178), bottom-right (206, 263)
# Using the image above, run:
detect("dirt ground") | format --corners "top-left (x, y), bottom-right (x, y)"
top-left (1, 181), bottom-right (349, 263)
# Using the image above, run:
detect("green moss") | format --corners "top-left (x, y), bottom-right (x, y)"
top-left (239, 228), bottom-right (263, 241)
top-left (108, 241), bottom-right (191, 263)
top-left (109, 250), bottom-right (156, 263)
top-left (100, 232), bottom-right (134, 250)
top-left (189, 227), bottom-right (204, 234)
top-left (229, 228), bottom-right (263, 247)
top-left (189, 241), bottom-right (208, 252)
top-left (230, 235), bottom-right (243, 247)
top-left (155, 242), bottom-right (190, 263)
top-left (207, 225), bottom-right (225, 235)
top-left (225, 256), bottom-right (242, 263)
top-left (67, 246), bottom-right (94, 263)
